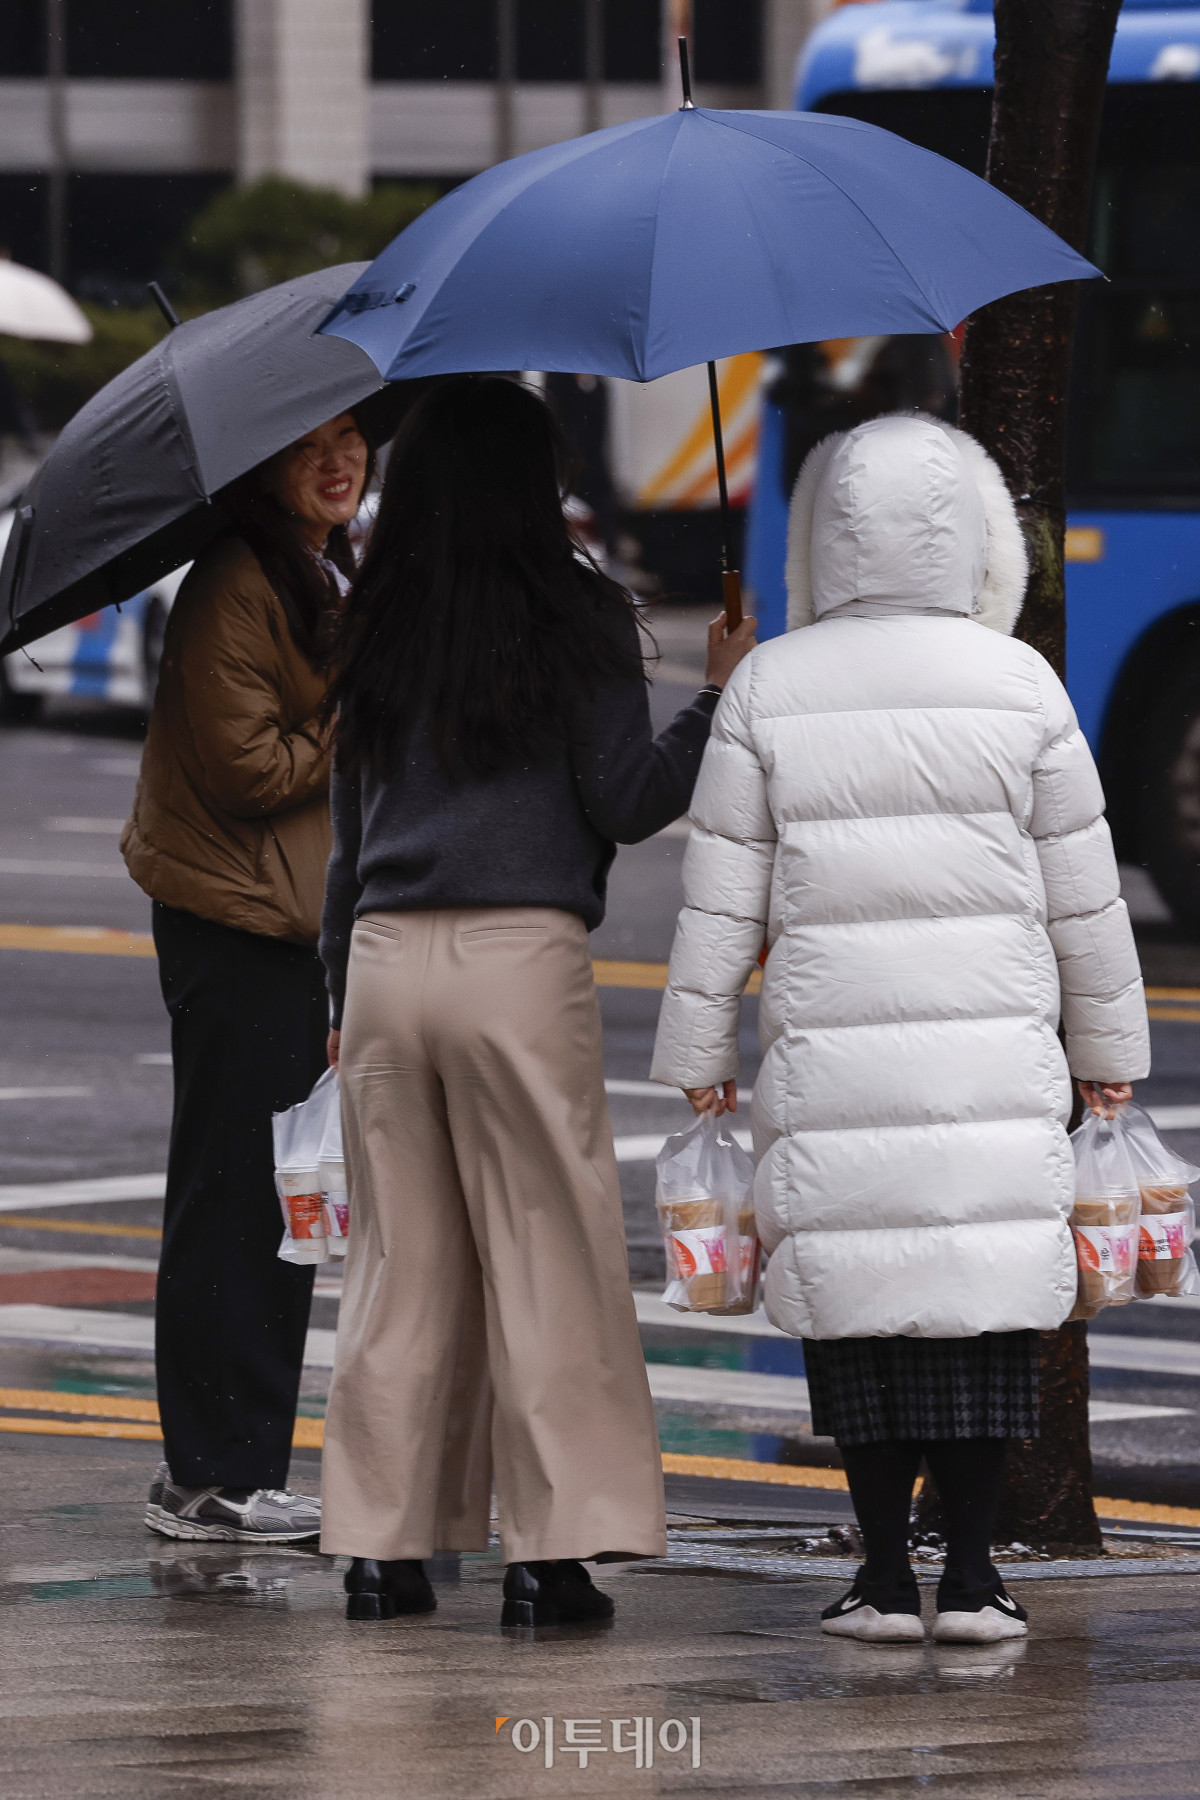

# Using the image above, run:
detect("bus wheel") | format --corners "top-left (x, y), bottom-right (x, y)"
top-left (1142, 664), bottom-right (1200, 935)
top-left (0, 663), bottom-right (42, 725)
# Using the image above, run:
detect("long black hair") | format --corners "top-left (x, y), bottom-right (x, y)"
top-left (218, 416), bottom-right (374, 666)
top-left (327, 376), bottom-right (644, 779)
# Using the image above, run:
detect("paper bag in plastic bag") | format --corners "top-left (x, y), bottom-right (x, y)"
top-left (655, 1114), bottom-right (760, 1315)
top-left (1069, 1110), bottom-right (1140, 1317)
top-left (1121, 1103), bottom-right (1200, 1299)
top-left (273, 1066), bottom-right (338, 1265)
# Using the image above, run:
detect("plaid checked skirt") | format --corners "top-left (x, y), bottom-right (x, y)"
top-left (802, 1331), bottom-right (1040, 1446)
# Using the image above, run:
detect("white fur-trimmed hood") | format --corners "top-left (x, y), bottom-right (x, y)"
top-left (785, 413), bottom-right (1028, 636)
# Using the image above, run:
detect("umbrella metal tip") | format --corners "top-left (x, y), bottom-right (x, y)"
top-left (677, 36), bottom-right (695, 109)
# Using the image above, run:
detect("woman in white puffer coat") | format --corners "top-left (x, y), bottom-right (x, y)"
top-left (651, 413), bottom-right (1150, 1646)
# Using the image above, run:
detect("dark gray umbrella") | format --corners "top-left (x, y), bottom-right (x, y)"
top-left (0, 263), bottom-right (403, 654)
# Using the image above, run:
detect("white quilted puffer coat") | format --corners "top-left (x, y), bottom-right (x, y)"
top-left (651, 414), bottom-right (1150, 1341)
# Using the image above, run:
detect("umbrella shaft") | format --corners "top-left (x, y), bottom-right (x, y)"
top-left (706, 360), bottom-right (743, 631)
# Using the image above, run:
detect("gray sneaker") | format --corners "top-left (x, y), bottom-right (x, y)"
top-left (145, 1460), bottom-right (170, 1530)
top-left (147, 1473), bottom-right (321, 1543)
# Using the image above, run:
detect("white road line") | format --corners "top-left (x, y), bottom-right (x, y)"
top-left (1088, 1400), bottom-right (1192, 1423)
top-left (0, 1087), bottom-right (93, 1101)
top-left (634, 1291), bottom-right (789, 1337)
top-left (136, 1054), bottom-right (172, 1066)
top-left (1147, 1105), bottom-right (1200, 1132)
top-left (1088, 1336), bottom-right (1200, 1378)
top-left (0, 1174), bottom-right (165, 1212)
top-left (647, 1363), bottom-right (810, 1412)
top-left (0, 1304), bottom-right (339, 1369)
top-left (0, 860), bottom-right (129, 878)
top-left (90, 760), bottom-right (141, 776)
top-left (43, 819), bottom-right (127, 834)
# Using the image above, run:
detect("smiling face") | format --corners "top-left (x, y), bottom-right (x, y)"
top-left (266, 412), bottom-right (368, 545)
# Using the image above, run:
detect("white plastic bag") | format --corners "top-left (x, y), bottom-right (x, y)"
top-left (1069, 1110), bottom-right (1141, 1317)
top-left (1121, 1103), bottom-right (1200, 1300)
top-left (273, 1067), bottom-right (339, 1265)
top-left (655, 1114), bottom-right (760, 1315)
top-left (318, 1079), bottom-right (348, 1258)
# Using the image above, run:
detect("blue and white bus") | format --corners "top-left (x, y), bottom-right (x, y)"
top-left (744, 0), bottom-right (1200, 926)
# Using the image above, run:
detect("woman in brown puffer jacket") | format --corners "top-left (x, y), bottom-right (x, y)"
top-left (122, 410), bottom-right (370, 1543)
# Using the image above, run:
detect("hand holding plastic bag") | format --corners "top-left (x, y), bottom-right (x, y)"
top-left (273, 1067), bottom-right (340, 1265)
top-left (655, 1114), bottom-right (761, 1315)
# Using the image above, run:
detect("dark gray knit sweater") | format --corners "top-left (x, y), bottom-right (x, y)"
top-left (320, 616), bottom-right (718, 1025)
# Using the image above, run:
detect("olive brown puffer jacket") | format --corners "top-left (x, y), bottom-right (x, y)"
top-left (650, 415), bottom-right (1151, 1342)
top-left (122, 531), bottom-right (331, 944)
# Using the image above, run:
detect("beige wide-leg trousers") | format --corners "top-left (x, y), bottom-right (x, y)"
top-left (320, 907), bottom-right (667, 1565)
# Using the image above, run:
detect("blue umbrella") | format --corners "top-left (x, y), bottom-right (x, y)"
top-left (321, 43), bottom-right (1097, 618)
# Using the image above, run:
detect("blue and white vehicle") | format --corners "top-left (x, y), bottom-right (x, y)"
top-left (744, 0), bottom-right (1200, 926)
top-left (0, 503), bottom-right (186, 720)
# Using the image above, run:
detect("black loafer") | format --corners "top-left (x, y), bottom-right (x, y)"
top-left (500, 1559), bottom-right (615, 1628)
top-left (344, 1557), bottom-right (437, 1622)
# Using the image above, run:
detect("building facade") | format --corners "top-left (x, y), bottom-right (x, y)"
top-left (0, 0), bottom-right (828, 296)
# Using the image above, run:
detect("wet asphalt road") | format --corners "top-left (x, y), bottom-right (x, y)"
top-left (1, 608), bottom-right (1200, 1504)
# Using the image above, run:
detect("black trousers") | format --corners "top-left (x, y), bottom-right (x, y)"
top-left (153, 902), bottom-right (329, 1488)
top-left (840, 1437), bottom-right (1010, 1614)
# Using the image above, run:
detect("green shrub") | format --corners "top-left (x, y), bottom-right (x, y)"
top-left (0, 304), bottom-right (170, 430)
top-left (176, 176), bottom-right (438, 304)
top-left (0, 177), bottom-right (436, 428)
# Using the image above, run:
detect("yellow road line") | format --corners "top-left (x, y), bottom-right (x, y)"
top-left (0, 929), bottom-right (766, 995)
top-left (1147, 1007), bottom-right (1200, 1022)
top-left (0, 1405), bottom-right (1197, 1529)
top-left (1093, 1496), bottom-right (1200, 1528)
top-left (0, 924), bottom-right (155, 957)
top-left (0, 1386), bottom-right (158, 1420)
top-left (0, 1214), bottom-right (162, 1239)
top-left (1145, 987), bottom-right (1200, 1002)
top-left (662, 1450), bottom-right (848, 1490)
top-left (592, 959), bottom-right (762, 995)
top-left (0, 1416), bottom-right (163, 1441)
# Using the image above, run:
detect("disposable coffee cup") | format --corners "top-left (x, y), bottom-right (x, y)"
top-left (659, 1196), bottom-right (731, 1310)
top-left (319, 1156), bottom-right (349, 1257)
top-left (1136, 1183), bottom-right (1190, 1295)
top-left (1071, 1194), bottom-right (1138, 1308)
top-left (276, 1166), bottom-right (327, 1264)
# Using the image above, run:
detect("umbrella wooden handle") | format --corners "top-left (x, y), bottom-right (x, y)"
top-left (722, 568), bottom-right (743, 633)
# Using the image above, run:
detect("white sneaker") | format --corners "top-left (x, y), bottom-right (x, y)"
top-left (821, 1586), bottom-right (925, 1643)
top-left (933, 1593), bottom-right (1028, 1644)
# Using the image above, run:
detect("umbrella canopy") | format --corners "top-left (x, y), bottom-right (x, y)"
top-left (0, 264), bottom-right (402, 654)
top-left (319, 105), bottom-right (1098, 384)
top-left (0, 259), bottom-right (92, 344)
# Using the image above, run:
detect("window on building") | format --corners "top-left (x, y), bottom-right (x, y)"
top-left (372, 0), bottom-right (496, 80)
top-left (518, 0), bottom-right (584, 81)
top-left (0, 0), bottom-right (44, 76)
top-left (0, 177), bottom-right (47, 268)
top-left (68, 174), bottom-right (230, 303)
top-left (693, 0), bottom-right (762, 86)
top-left (603, 0), bottom-right (659, 82)
top-left (66, 0), bottom-right (232, 80)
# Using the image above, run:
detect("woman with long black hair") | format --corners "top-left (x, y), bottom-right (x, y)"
top-left (319, 375), bottom-right (756, 1625)
top-left (123, 410), bottom-right (371, 1542)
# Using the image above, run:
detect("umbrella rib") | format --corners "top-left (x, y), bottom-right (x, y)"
top-left (699, 110), bottom-right (954, 331)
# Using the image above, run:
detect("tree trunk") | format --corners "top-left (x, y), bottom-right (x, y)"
top-left (917, 0), bottom-right (1121, 1553)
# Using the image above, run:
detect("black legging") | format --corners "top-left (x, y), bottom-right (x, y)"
top-left (839, 1437), bottom-right (1008, 1612)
